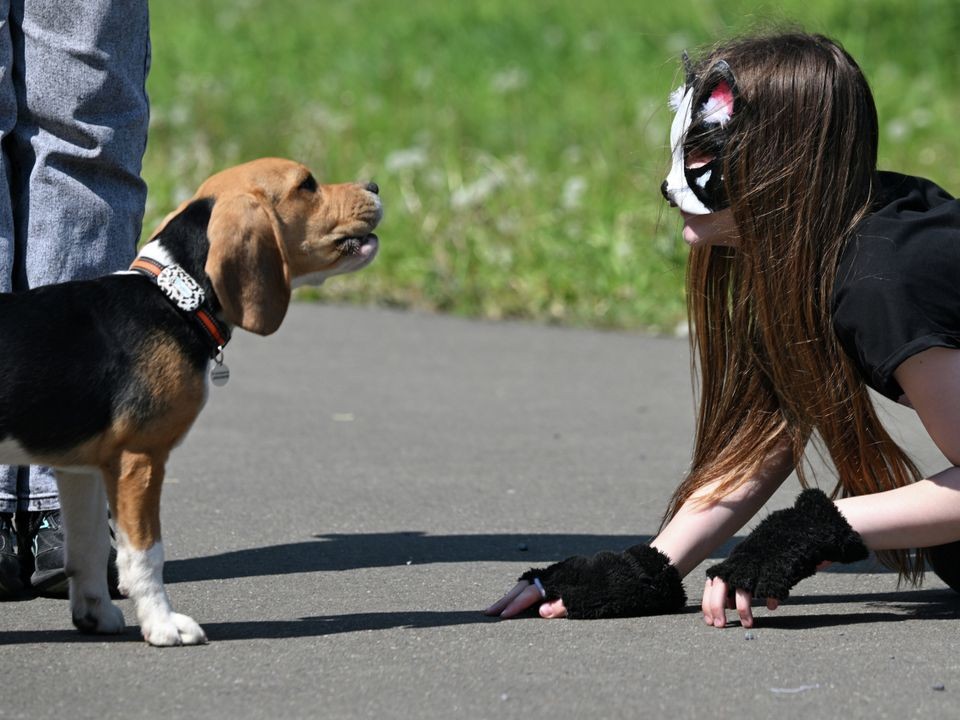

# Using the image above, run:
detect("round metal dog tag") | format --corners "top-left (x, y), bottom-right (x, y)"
top-left (210, 362), bottom-right (230, 387)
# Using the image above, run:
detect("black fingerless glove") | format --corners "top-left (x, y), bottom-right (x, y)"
top-left (518, 544), bottom-right (686, 619)
top-left (706, 488), bottom-right (869, 600)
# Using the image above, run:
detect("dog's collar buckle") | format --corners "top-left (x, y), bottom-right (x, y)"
top-left (130, 255), bottom-right (232, 358)
top-left (156, 264), bottom-right (205, 312)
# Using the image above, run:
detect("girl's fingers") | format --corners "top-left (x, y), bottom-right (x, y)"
top-left (710, 578), bottom-right (731, 627)
top-left (735, 587), bottom-right (755, 628)
top-left (539, 598), bottom-right (568, 619)
top-left (701, 577), bottom-right (730, 627)
top-left (702, 577), bottom-right (781, 628)
top-left (701, 578), bottom-right (714, 625)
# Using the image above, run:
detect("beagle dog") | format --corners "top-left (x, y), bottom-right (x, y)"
top-left (0, 158), bottom-right (381, 645)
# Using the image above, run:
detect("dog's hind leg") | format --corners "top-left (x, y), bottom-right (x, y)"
top-left (104, 450), bottom-right (207, 646)
top-left (55, 470), bottom-right (126, 635)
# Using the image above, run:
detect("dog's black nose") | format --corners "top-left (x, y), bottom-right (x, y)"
top-left (660, 180), bottom-right (676, 207)
top-left (365, 182), bottom-right (380, 195)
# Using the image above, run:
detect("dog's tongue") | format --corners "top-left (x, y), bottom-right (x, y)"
top-left (361, 234), bottom-right (379, 257)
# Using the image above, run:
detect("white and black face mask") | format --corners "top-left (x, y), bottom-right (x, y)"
top-left (661, 55), bottom-right (740, 215)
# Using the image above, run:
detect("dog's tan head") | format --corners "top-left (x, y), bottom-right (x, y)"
top-left (154, 157), bottom-right (382, 336)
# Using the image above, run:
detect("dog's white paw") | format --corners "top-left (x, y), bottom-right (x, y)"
top-left (141, 612), bottom-right (208, 647)
top-left (71, 594), bottom-right (126, 635)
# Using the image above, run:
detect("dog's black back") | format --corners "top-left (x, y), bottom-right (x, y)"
top-left (0, 199), bottom-right (217, 455)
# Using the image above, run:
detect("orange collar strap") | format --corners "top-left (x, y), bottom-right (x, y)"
top-left (130, 255), bottom-right (231, 356)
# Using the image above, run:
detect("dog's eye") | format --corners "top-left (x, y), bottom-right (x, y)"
top-left (298, 174), bottom-right (318, 193)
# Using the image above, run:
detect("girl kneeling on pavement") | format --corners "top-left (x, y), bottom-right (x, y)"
top-left (486, 30), bottom-right (960, 627)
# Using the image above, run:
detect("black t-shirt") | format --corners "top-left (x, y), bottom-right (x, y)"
top-left (832, 171), bottom-right (960, 401)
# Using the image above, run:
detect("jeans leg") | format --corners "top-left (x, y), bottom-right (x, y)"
top-left (22, 466), bottom-right (57, 510)
top-left (9, 0), bottom-right (151, 289)
top-left (0, 0), bottom-right (18, 512)
top-left (0, 466), bottom-right (16, 515)
top-left (0, 0), bottom-right (15, 292)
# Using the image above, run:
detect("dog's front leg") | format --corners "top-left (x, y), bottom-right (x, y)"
top-left (104, 451), bottom-right (207, 646)
top-left (54, 470), bottom-right (126, 636)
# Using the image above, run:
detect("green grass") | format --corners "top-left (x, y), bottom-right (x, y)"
top-left (145, 0), bottom-right (960, 332)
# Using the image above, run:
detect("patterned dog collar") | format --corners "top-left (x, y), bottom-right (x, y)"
top-left (130, 255), bottom-right (231, 356)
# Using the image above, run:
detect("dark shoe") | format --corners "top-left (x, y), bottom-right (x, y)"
top-left (26, 510), bottom-right (69, 596)
top-left (0, 513), bottom-right (23, 597)
top-left (20, 509), bottom-right (121, 598)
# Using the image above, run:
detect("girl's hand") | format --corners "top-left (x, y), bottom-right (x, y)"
top-left (483, 581), bottom-right (568, 619)
top-left (486, 545), bottom-right (684, 619)
top-left (701, 576), bottom-right (779, 628)
top-left (703, 489), bottom-right (866, 628)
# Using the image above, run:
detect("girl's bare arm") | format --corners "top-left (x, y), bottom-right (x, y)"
top-left (652, 440), bottom-right (795, 575)
top-left (838, 347), bottom-right (960, 549)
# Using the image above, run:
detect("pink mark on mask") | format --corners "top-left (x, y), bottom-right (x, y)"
top-left (701, 80), bottom-right (734, 126)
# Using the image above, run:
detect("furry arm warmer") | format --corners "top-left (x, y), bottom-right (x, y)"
top-left (518, 544), bottom-right (686, 619)
top-left (706, 488), bottom-right (869, 600)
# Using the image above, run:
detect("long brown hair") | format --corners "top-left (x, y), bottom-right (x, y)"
top-left (663, 32), bottom-right (924, 581)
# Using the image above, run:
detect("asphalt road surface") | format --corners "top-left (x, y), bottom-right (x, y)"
top-left (2, 304), bottom-right (958, 719)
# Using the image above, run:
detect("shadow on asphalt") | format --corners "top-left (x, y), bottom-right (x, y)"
top-left (0, 627), bottom-right (143, 645)
top-left (205, 589), bottom-right (959, 639)
top-left (164, 532), bottom-right (889, 584)
top-left (0, 612), bottom-right (491, 645)
top-left (0, 611), bottom-right (497, 646)
top-left (165, 533), bottom-right (653, 582)
top-left (203, 611), bottom-right (496, 641)
top-left (2, 591), bottom-right (957, 645)
top-left (725, 588), bottom-right (960, 630)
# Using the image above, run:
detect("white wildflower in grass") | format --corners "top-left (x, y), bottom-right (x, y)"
top-left (580, 31), bottom-right (601, 53)
top-left (886, 118), bottom-right (909, 142)
top-left (490, 67), bottom-right (529, 94)
top-left (449, 155), bottom-right (535, 209)
top-left (450, 167), bottom-right (507, 209)
top-left (424, 168), bottom-right (447, 190)
top-left (479, 242), bottom-right (514, 269)
top-left (149, 103), bottom-right (190, 129)
top-left (561, 176), bottom-right (587, 210)
top-left (385, 147), bottom-right (429, 174)
top-left (214, 0), bottom-right (260, 30)
top-left (494, 214), bottom-right (519, 237)
top-left (303, 102), bottom-right (350, 133)
top-left (910, 108), bottom-right (933, 128)
top-left (562, 145), bottom-right (582, 164)
top-left (543, 26), bottom-right (565, 48)
top-left (168, 133), bottom-right (214, 204)
top-left (665, 32), bottom-right (693, 54)
top-left (413, 67), bottom-right (434, 90)
top-left (612, 236), bottom-right (632, 262)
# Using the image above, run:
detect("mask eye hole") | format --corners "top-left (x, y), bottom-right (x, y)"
top-left (685, 151), bottom-right (714, 170)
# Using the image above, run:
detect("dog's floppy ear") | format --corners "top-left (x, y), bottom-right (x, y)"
top-left (205, 193), bottom-right (291, 336)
